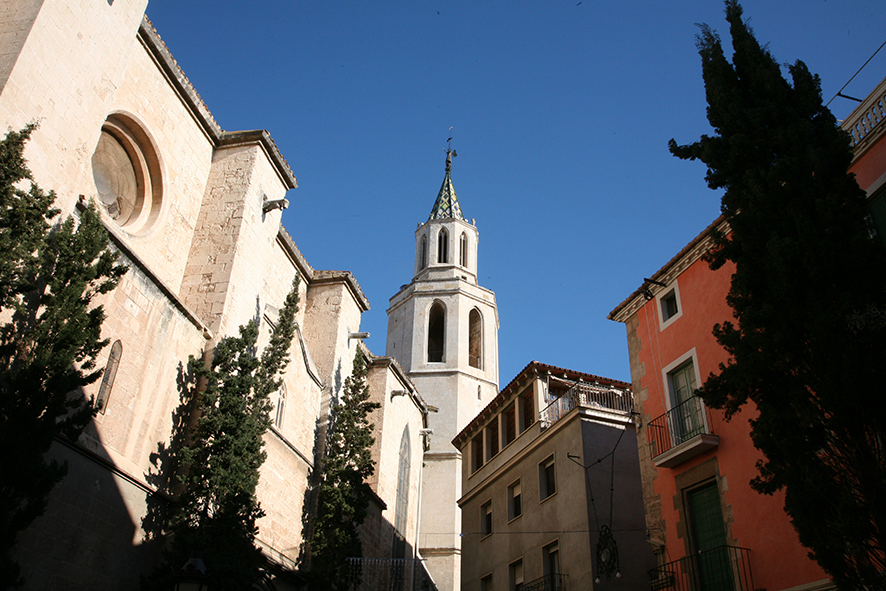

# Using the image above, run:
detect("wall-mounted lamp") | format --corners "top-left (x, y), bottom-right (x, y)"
top-left (349, 332), bottom-right (370, 340)
top-left (642, 277), bottom-right (667, 301)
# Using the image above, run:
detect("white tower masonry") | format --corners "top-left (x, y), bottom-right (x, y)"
top-left (386, 148), bottom-right (499, 591)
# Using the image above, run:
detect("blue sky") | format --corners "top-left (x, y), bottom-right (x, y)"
top-left (145, 1), bottom-right (884, 385)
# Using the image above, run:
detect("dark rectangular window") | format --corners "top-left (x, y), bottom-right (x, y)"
top-left (543, 541), bottom-right (560, 576)
top-left (504, 403), bottom-right (516, 445)
top-left (508, 480), bottom-right (522, 521)
top-left (481, 574), bottom-right (493, 591)
top-left (509, 559), bottom-right (524, 591)
top-left (661, 289), bottom-right (679, 320)
top-left (539, 455), bottom-right (556, 500)
top-left (521, 389), bottom-right (535, 431)
top-left (481, 500), bottom-right (493, 537)
top-left (472, 434), bottom-right (484, 473)
top-left (488, 418), bottom-right (499, 458)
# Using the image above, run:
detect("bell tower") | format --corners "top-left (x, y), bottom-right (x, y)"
top-left (386, 147), bottom-right (499, 591)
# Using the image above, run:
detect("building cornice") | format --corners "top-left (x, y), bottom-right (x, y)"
top-left (365, 347), bottom-right (430, 421)
top-left (311, 270), bottom-right (370, 312)
top-left (608, 215), bottom-right (729, 324)
top-left (138, 17), bottom-right (297, 190)
top-left (276, 227), bottom-right (315, 282)
top-left (453, 360), bottom-right (631, 447)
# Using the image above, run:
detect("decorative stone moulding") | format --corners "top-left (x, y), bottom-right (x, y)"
top-left (91, 113), bottom-right (163, 234)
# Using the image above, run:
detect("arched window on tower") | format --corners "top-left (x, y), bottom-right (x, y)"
top-left (438, 228), bottom-right (449, 264)
top-left (393, 428), bottom-right (411, 559)
top-left (469, 308), bottom-right (482, 369)
top-left (428, 302), bottom-right (445, 362)
top-left (460, 232), bottom-right (468, 267)
top-left (420, 234), bottom-right (428, 270)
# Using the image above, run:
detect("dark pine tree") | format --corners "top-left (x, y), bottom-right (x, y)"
top-left (670, 2), bottom-right (886, 587)
top-left (0, 125), bottom-right (127, 589)
top-left (308, 349), bottom-right (380, 591)
top-left (152, 278), bottom-right (300, 591)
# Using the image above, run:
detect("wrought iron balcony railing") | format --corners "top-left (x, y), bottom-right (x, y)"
top-left (540, 382), bottom-right (632, 430)
top-left (345, 557), bottom-right (437, 591)
top-left (522, 573), bottom-right (569, 591)
top-left (649, 545), bottom-right (754, 591)
top-left (647, 396), bottom-right (714, 457)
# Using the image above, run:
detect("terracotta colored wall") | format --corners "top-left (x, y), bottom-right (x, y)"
top-left (632, 252), bottom-right (830, 590)
top-left (850, 137), bottom-right (886, 193)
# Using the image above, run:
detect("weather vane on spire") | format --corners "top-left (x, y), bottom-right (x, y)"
top-left (446, 126), bottom-right (457, 173)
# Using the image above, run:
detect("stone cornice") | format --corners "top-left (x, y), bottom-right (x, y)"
top-left (217, 130), bottom-right (297, 190)
top-left (138, 18), bottom-right (297, 190)
top-left (365, 346), bottom-right (430, 422)
top-left (311, 270), bottom-right (370, 312)
top-left (276, 227), bottom-right (315, 282)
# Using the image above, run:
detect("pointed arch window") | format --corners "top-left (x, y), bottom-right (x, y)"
top-left (438, 228), bottom-right (449, 264)
top-left (469, 308), bottom-right (482, 369)
top-left (428, 302), bottom-right (445, 362)
top-left (460, 232), bottom-right (468, 267)
top-left (275, 383), bottom-right (287, 429)
top-left (393, 428), bottom-right (411, 559)
top-left (96, 339), bottom-right (122, 413)
top-left (420, 234), bottom-right (428, 270)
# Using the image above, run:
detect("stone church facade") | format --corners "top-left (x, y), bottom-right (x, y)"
top-left (0, 1), bottom-right (431, 589)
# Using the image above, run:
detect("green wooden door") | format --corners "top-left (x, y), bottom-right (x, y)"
top-left (670, 362), bottom-right (703, 443)
top-left (687, 483), bottom-right (733, 591)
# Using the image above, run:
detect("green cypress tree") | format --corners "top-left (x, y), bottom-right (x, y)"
top-left (670, 2), bottom-right (886, 587)
top-left (308, 349), bottom-right (380, 591)
top-left (153, 277), bottom-right (300, 591)
top-left (0, 125), bottom-right (127, 588)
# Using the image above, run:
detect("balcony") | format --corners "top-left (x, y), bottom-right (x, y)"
top-left (647, 396), bottom-right (718, 468)
top-left (522, 573), bottom-right (569, 591)
top-left (649, 546), bottom-right (755, 591)
top-left (345, 557), bottom-right (437, 591)
top-left (540, 382), bottom-right (633, 431)
top-left (843, 75), bottom-right (886, 151)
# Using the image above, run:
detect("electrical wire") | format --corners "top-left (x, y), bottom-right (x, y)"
top-left (826, 38), bottom-right (886, 108)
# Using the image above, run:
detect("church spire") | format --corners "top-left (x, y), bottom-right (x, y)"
top-left (428, 144), bottom-right (465, 221)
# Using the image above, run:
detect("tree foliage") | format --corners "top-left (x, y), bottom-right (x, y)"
top-left (151, 278), bottom-right (300, 591)
top-left (0, 125), bottom-right (126, 588)
top-left (670, 2), bottom-right (886, 587)
top-left (308, 349), bottom-right (380, 590)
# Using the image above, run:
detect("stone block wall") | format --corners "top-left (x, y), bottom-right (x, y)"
top-left (365, 355), bottom-right (426, 559)
top-left (0, 0), bottom-right (148, 214)
top-left (0, 1), bottom-right (421, 586)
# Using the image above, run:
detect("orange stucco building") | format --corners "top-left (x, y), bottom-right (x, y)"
top-left (608, 217), bottom-right (833, 591)
top-left (603, 75), bottom-right (886, 591)
top-left (846, 76), bottom-right (886, 240)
